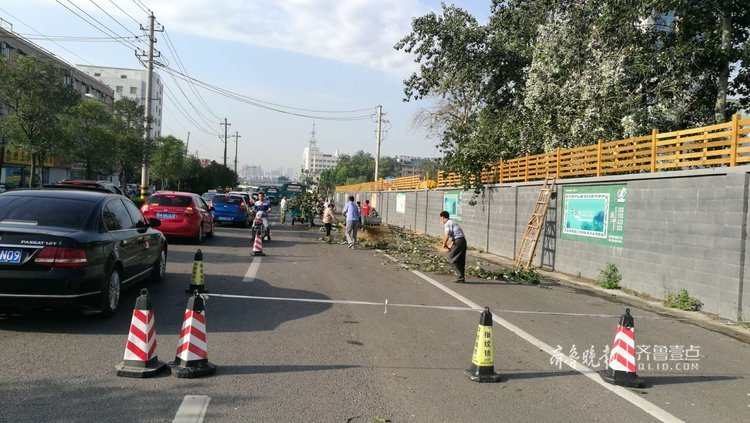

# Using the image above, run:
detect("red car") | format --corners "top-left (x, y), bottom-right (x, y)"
top-left (140, 191), bottom-right (214, 243)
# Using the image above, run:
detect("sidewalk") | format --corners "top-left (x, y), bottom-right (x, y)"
top-left (470, 249), bottom-right (750, 344)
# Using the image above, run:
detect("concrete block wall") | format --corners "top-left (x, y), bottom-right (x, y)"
top-left (338, 166), bottom-right (750, 320)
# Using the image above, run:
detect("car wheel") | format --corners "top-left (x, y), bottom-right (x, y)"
top-left (99, 267), bottom-right (121, 317)
top-left (195, 224), bottom-right (204, 244)
top-left (207, 222), bottom-right (214, 238)
top-left (148, 248), bottom-right (167, 283)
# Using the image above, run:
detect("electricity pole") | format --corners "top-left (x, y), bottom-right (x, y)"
top-left (220, 118), bottom-right (230, 167)
top-left (185, 131), bottom-right (190, 157)
top-left (232, 131), bottom-right (241, 174)
top-left (138, 11), bottom-right (162, 199)
top-left (374, 105), bottom-right (383, 182)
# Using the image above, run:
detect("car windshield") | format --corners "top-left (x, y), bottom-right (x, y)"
top-left (0, 195), bottom-right (95, 229)
top-left (148, 195), bottom-right (192, 207)
top-left (212, 195), bottom-right (243, 204)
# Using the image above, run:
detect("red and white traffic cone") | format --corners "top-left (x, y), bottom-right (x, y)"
top-left (252, 233), bottom-right (265, 256)
top-left (168, 291), bottom-right (216, 378)
top-left (115, 289), bottom-right (167, 378)
top-left (600, 308), bottom-right (645, 388)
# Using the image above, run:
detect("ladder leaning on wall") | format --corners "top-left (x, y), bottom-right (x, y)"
top-left (514, 176), bottom-right (556, 269)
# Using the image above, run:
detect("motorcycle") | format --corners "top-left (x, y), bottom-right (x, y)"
top-left (251, 210), bottom-right (271, 241)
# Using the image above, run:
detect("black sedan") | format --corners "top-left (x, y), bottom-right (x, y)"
top-left (0, 188), bottom-right (167, 316)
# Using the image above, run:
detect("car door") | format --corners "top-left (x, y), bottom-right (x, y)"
top-left (123, 199), bottom-right (161, 268)
top-left (102, 198), bottom-right (143, 281)
top-left (194, 195), bottom-right (213, 233)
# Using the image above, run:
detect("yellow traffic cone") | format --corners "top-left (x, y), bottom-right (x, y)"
top-left (186, 249), bottom-right (207, 293)
top-left (466, 307), bottom-right (502, 382)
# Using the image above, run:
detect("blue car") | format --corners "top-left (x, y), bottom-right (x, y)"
top-left (211, 194), bottom-right (251, 227)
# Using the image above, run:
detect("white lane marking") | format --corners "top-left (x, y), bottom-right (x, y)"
top-left (172, 395), bottom-right (210, 423)
top-left (243, 256), bottom-right (262, 282)
top-left (381, 252), bottom-right (683, 423)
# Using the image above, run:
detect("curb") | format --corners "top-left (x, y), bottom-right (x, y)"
top-left (469, 250), bottom-right (750, 345)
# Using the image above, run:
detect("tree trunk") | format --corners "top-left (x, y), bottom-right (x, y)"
top-left (29, 155), bottom-right (36, 188)
top-left (714, 0), bottom-right (732, 123)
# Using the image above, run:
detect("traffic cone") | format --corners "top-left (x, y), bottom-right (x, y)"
top-left (600, 308), bottom-right (645, 388)
top-left (115, 289), bottom-right (167, 378)
top-left (252, 233), bottom-right (265, 256)
top-left (466, 307), bottom-right (502, 382)
top-left (186, 249), bottom-right (207, 293)
top-left (168, 291), bottom-right (217, 378)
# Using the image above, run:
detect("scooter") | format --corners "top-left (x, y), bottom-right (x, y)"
top-left (251, 210), bottom-right (271, 241)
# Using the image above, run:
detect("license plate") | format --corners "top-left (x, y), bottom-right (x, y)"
top-left (0, 248), bottom-right (22, 264)
top-left (156, 212), bottom-right (175, 219)
top-left (217, 216), bottom-right (233, 221)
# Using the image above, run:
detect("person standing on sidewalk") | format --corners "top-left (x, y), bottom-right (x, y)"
top-left (440, 211), bottom-right (466, 283)
top-left (342, 196), bottom-right (360, 249)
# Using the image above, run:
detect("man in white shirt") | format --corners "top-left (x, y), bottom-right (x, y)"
top-left (440, 210), bottom-right (467, 283)
top-left (279, 196), bottom-right (288, 224)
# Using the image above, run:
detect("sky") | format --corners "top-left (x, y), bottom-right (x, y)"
top-left (0, 0), bottom-right (491, 175)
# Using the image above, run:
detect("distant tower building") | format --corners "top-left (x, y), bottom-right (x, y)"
top-left (301, 123), bottom-right (338, 178)
top-left (77, 65), bottom-right (164, 138)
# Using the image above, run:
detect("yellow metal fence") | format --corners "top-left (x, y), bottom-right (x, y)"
top-left (335, 114), bottom-right (750, 192)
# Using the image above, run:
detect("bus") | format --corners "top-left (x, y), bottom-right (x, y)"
top-left (280, 182), bottom-right (306, 199)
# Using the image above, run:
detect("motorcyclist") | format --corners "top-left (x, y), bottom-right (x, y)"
top-left (253, 191), bottom-right (272, 240)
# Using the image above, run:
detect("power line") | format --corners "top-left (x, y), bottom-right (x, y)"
top-left (89, 0), bottom-right (146, 44)
top-left (0, 7), bottom-right (137, 81)
top-left (156, 63), bottom-right (375, 121)
top-left (130, 0), bottom-right (150, 15)
top-left (156, 63), bottom-right (374, 114)
top-left (10, 33), bottom-right (143, 42)
top-left (54, 0), bottom-right (141, 52)
top-left (162, 29), bottom-right (220, 120)
top-left (108, 0), bottom-right (144, 26)
top-left (161, 64), bottom-right (220, 131)
top-left (162, 82), bottom-right (218, 136)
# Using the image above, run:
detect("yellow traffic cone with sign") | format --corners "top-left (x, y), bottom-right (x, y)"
top-left (186, 249), bottom-right (207, 293)
top-left (466, 307), bottom-right (502, 382)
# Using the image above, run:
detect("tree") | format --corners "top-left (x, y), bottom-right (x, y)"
top-left (151, 135), bottom-right (186, 190)
top-left (111, 98), bottom-right (146, 185)
top-left (64, 99), bottom-right (116, 180)
top-left (396, 0), bottom-right (750, 196)
top-left (0, 56), bottom-right (77, 186)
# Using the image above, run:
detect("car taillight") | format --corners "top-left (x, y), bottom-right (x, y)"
top-left (141, 204), bottom-right (149, 213)
top-left (184, 207), bottom-right (194, 215)
top-left (35, 247), bottom-right (88, 268)
top-left (239, 202), bottom-right (246, 211)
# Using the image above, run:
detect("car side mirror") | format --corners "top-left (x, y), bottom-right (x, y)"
top-left (148, 217), bottom-right (161, 228)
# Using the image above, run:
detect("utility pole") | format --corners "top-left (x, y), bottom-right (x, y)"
top-left (138, 11), bottom-right (162, 199)
top-left (220, 118), bottom-right (230, 167)
top-left (232, 131), bottom-right (241, 174)
top-left (374, 105), bottom-right (383, 182)
top-left (185, 131), bottom-right (190, 157)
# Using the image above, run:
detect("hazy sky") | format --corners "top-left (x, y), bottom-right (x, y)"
top-left (0, 0), bottom-right (491, 173)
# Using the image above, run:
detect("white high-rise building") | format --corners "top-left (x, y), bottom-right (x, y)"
top-left (77, 65), bottom-right (164, 138)
top-left (301, 123), bottom-right (338, 177)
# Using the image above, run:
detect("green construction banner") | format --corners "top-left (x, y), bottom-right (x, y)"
top-left (442, 190), bottom-right (462, 222)
top-left (561, 184), bottom-right (627, 246)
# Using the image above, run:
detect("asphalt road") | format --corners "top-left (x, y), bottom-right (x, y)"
top-left (1, 216), bottom-right (749, 422)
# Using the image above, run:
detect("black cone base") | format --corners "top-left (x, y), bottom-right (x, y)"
top-left (599, 369), bottom-right (645, 388)
top-left (466, 368), bottom-right (503, 383)
top-left (168, 361), bottom-right (217, 378)
top-left (115, 360), bottom-right (167, 378)
top-left (253, 251), bottom-right (265, 256)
